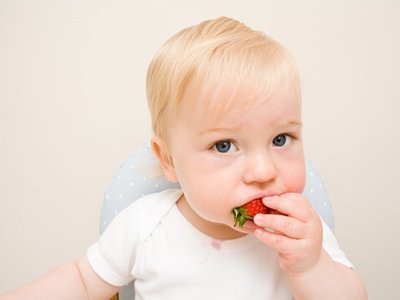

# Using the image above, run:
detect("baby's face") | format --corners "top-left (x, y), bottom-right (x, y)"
top-left (163, 81), bottom-right (306, 239)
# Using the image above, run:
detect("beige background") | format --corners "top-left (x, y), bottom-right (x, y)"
top-left (1, 1), bottom-right (399, 298)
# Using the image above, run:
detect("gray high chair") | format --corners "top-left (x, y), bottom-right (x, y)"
top-left (101, 143), bottom-right (335, 300)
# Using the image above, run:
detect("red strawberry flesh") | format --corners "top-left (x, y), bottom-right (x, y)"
top-left (233, 199), bottom-right (268, 228)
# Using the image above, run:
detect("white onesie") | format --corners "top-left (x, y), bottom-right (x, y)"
top-left (88, 189), bottom-right (352, 300)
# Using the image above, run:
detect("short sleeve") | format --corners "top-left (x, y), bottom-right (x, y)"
top-left (87, 199), bottom-right (144, 287)
top-left (321, 219), bottom-right (354, 269)
top-left (87, 189), bottom-right (181, 287)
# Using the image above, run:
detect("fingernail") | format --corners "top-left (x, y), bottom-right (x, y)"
top-left (262, 196), bottom-right (274, 203)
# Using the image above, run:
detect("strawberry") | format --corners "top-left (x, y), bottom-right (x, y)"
top-left (232, 199), bottom-right (268, 228)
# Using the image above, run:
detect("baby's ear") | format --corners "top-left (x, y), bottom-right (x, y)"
top-left (151, 137), bottom-right (178, 182)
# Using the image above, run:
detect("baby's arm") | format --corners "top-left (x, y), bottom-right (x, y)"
top-left (253, 193), bottom-right (367, 299)
top-left (0, 256), bottom-right (119, 300)
top-left (284, 250), bottom-right (367, 300)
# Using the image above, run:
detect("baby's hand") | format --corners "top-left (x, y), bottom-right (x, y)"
top-left (253, 193), bottom-right (323, 275)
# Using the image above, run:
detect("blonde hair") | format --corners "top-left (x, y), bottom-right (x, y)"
top-left (146, 16), bottom-right (300, 144)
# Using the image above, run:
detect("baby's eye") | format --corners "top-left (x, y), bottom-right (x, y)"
top-left (272, 134), bottom-right (292, 147)
top-left (213, 140), bottom-right (238, 153)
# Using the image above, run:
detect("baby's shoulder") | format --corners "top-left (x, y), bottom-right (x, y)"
top-left (115, 188), bottom-right (182, 237)
top-left (123, 188), bottom-right (181, 215)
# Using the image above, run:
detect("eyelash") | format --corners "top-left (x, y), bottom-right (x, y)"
top-left (212, 140), bottom-right (238, 153)
top-left (272, 133), bottom-right (295, 147)
top-left (211, 133), bottom-right (297, 153)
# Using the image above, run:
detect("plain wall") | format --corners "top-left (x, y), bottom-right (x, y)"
top-left (1, 1), bottom-right (399, 298)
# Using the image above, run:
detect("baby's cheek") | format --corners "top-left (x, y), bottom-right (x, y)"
top-left (199, 197), bottom-right (226, 219)
top-left (204, 197), bottom-right (229, 223)
top-left (287, 167), bottom-right (306, 193)
top-left (184, 189), bottom-right (225, 221)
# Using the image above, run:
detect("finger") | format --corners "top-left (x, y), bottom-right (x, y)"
top-left (253, 213), bottom-right (305, 239)
top-left (262, 194), bottom-right (314, 223)
top-left (254, 228), bottom-right (299, 254)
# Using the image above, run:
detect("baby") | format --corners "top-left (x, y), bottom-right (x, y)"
top-left (1, 16), bottom-right (367, 299)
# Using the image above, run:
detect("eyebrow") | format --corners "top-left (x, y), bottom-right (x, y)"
top-left (284, 120), bottom-right (303, 127)
top-left (276, 120), bottom-right (303, 131)
top-left (197, 126), bottom-right (238, 135)
top-left (198, 120), bottom-right (303, 135)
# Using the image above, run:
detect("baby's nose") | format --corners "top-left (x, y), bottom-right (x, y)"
top-left (242, 152), bottom-right (277, 184)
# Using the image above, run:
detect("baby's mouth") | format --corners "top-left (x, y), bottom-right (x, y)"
top-left (232, 197), bottom-right (284, 228)
top-left (232, 198), bottom-right (267, 228)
